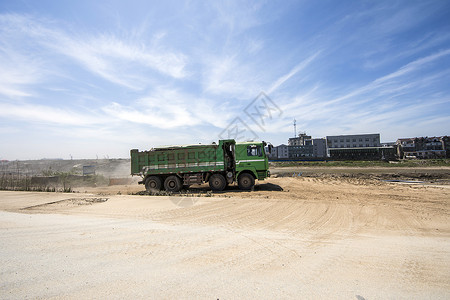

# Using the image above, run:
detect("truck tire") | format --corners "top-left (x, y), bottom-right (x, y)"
top-left (238, 173), bottom-right (255, 190)
top-left (209, 173), bottom-right (226, 191)
top-left (164, 175), bottom-right (182, 192)
top-left (145, 176), bottom-right (162, 192)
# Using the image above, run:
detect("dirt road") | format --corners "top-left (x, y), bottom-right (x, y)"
top-left (1, 176), bottom-right (449, 299)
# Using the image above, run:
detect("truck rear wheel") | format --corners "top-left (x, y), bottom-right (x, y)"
top-left (209, 173), bottom-right (226, 191)
top-left (145, 176), bottom-right (162, 192)
top-left (238, 173), bottom-right (255, 190)
top-left (164, 175), bottom-right (182, 192)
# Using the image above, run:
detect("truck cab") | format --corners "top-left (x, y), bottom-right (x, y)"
top-left (234, 141), bottom-right (270, 189)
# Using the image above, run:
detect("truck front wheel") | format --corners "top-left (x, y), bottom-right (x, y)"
top-left (145, 176), bottom-right (162, 192)
top-left (238, 173), bottom-right (255, 190)
top-left (209, 174), bottom-right (226, 191)
top-left (164, 175), bottom-right (182, 192)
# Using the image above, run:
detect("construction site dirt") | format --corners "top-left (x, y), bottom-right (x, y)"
top-left (1, 166), bottom-right (449, 299)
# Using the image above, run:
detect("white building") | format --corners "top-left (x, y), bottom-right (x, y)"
top-left (267, 146), bottom-right (278, 159)
top-left (326, 134), bottom-right (381, 149)
top-left (276, 144), bottom-right (289, 159)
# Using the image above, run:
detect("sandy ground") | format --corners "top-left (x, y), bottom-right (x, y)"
top-left (1, 175), bottom-right (449, 299)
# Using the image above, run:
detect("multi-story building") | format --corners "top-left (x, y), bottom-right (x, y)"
top-left (266, 146), bottom-right (278, 159)
top-left (325, 133), bottom-right (395, 160)
top-left (396, 136), bottom-right (448, 159)
top-left (289, 144), bottom-right (313, 158)
top-left (312, 138), bottom-right (327, 158)
top-left (288, 133), bottom-right (326, 159)
top-left (269, 133), bottom-right (326, 159)
top-left (326, 133), bottom-right (381, 149)
top-left (276, 144), bottom-right (289, 159)
top-left (288, 133), bottom-right (312, 146)
top-left (396, 138), bottom-right (416, 157)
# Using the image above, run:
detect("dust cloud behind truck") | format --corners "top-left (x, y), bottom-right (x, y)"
top-left (130, 139), bottom-right (270, 192)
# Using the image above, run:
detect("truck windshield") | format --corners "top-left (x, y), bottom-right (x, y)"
top-left (247, 145), bottom-right (262, 157)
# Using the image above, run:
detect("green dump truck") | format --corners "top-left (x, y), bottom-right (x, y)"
top-left (130, 139), bottom-right (270, 192)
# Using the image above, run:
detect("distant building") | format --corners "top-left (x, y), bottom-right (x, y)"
top-left (396, 138), bottom-right (416, 157)
top-left (326, 133), bottom-right (381, 149)
top-left (270, 133), bottom-right (449, 161)
top-left (289, 133), bottom-right (322, 159)
top-left (269, 133), bottom-right (326, 159)
top-left (267, 146), bottom-right (278, 159)
top-left (277, 144), bottom-right (289, 159)
top-left (396, 136), bottom-right (449, 159)
top-left (312, 138), bottom-right (327, 158)
top-left (325, 133), bottom-right (394, 160)
top-left (287, 138), bottom-right (327, 158)
top-left (288, 133), bottom-right (312, 146)
top-left (328, 147), bottom-right (396, 160)
top-left (443, 136), bottom-right (450, 158)
top-left (289, 144), bottom-right (313, 158)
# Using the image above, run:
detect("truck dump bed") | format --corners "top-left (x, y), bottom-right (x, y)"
top-left (130, 142), bottom-right (227, 176)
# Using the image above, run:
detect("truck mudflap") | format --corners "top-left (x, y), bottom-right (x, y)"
top-left (256, 170), bottom-right (269, 180)
top-left (138, 174), bottom-right (145, 185)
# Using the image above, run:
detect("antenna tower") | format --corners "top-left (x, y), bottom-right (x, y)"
top-left (293, 119), bottom-right (297, 137)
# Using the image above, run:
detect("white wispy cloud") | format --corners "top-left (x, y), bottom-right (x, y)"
top-left (55, 34), bottom-right (188, 89)
top-left (102, 88), bottom-right (235, 129)
top-left (310, 48), bottom-right (450, 109)
top-left (246, 38), bottom-right (264, 54)
top-left (0, 13), bottom-right (188, 91)
top-left (201, 54), bottom-right (263, 98)
top-left (209, 1), bottom-right (266, 35)
top-left (374, 48), bottom-right (450, 84)
top-left (267, 52), bottom-right (320, 94)
top-left (195, 2), bottom-right (282, 99)
top-left (0, 34), bottom-right (43, 98)
top-left (363, 31), bottom-right (450, 69)
top-left (102, 102), bottom-right (197, 129)
top-left (0, 102), bottom-right (105, 126)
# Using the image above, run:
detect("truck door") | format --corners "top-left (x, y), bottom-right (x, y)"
top-left (242, 144), bottom-right (266, 170)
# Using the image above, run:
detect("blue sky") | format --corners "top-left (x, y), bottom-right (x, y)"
top-left (1, 0), bottom-right (449, 159)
